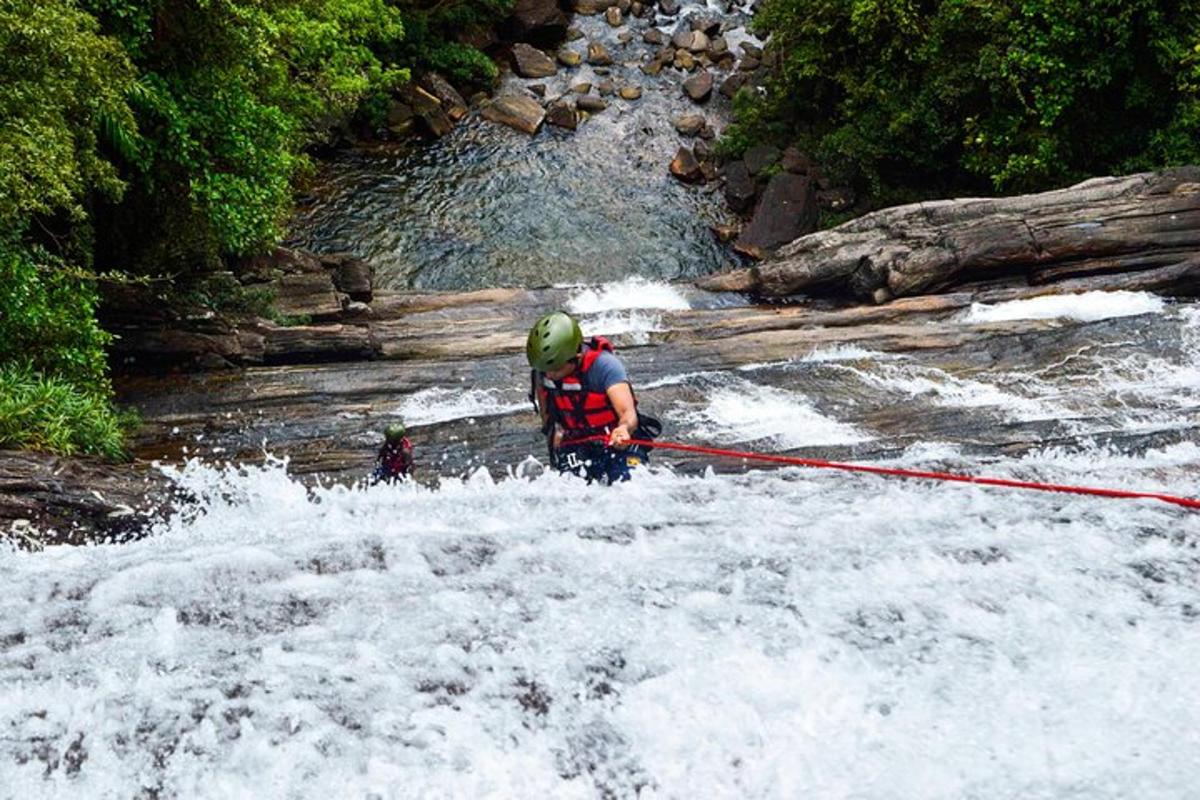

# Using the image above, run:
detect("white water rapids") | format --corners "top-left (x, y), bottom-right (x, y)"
top-left (4, 291), bottom-right (1200, 798)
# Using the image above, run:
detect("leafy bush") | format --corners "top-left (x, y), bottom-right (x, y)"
top-left (0, 363), bottom-right (129, 459)
top-left (731, 0), bottom-right (1200, 202)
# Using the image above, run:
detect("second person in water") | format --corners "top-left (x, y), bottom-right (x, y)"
top-left (526, 311), bottom-right (659, 484)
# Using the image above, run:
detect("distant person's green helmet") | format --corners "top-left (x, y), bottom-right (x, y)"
top-left (526, 311), bottom-right (583, 372)
top-left (384, 422), bottom-right (406, 443)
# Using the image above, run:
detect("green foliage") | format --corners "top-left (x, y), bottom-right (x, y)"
top-left (0, 0), bottom-right (135, 232)
top-left (173, 272), bottom-right (277, 317)
top-left (0, 243), bottom-right (112, 395)
top-left (734, 0), bottom-right (1200, 202)
top-left (0, 363), bottom-right (130, 459)
top-left (393, 0), bottom-right (511, 87)
top-left (83, 0), bottom-right (409, 264)
top-left (0, 242), bottom-right (128, 458)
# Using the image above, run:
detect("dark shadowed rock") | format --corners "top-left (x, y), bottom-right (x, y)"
top-left (724, 161), bottom-right (756, 212)
top-left (660, 0), bottom-right (679, 14)
top-left (324, 255), bottom-right (374, 303)
top-left (643, 29), bottom-right (667, 45)
top-left (419, 108), bottom-right (455, 138)
top-left (670, 147), bottom-right (703, 183)
top-left (683, 71), bottom-right (714, 102)
top-left (481, 94), bottom-right (546, 134)
top-left (512, 43), bottom-right (557, 78)
top-left (504, 0), bottom-right (569, 41)
top-left (719, 73), bottom-right (747, 98)
top-left (735, 174), bottom-right (817, 258)
top-left (691, 16), bottom-right (721, 35)
top-left (744, 144), bottom-right (781, 176)
top-left (419, 73), bottom-right (469, 122)
top-left (781, 147), bottom-right (813, 174)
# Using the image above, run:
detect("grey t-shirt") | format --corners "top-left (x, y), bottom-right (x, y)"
top-left (582, 350), bottom-right (629, 393)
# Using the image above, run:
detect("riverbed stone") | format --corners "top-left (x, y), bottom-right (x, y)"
top-left (708, 36), bottom-right (729, 57)
top-left (641, 58), bottom-right (665, 76)
top-left (386, 100), bottom-right (415, 135)
top-left (693, 139), bottom-right (712, 160)
top-left (631, 2), bottom-right (645, 16)
top-left (683, 70), bottom-right (714, 102)
top-left (735, 174), bottom-right (818, 258)
top-left (597, 80), bottom-right (616, 96)
top-left (719, 73), bottom-right (748, 98)
top-left (587, 41), bottom-right (614, 66)
top-left (566, 26), bottom-right (585, 40)
top-left (739, 56), bottom-right (761, 72)
top-left (712, 222), bottom-right (741, 242)
top-left (672, 30), bottom-right (709, 53)
top-left (643, 29), bottom-right (667, 45)
top-left (557, 49), bottom-right (583, 67)
top-left (572, 82), bottom-right (592, 94)
top-left (419, 108), bottom-right (455, 138)
top-left (674, 51), bottom-right (696, 71)
top-left (512, 43), bottom-right (557, 78)
top-left (674, 114), bottom-right (705, 136)
top-left (528, 84), bottom-right (547, 97)
top-left (724, 160), bottom-right (757, 212)
top-left (576, 95), bottom-right (609, 112)
top-left (691, 17), bottom-right (721, 36)
top-left (618, 30), bottom-right (634, 44)
top-left (619, 86), bottom-right (643, 100)
top-left (660, 0), bottom-right (679, 14)
top-left (670, 147), bottom-right (703, 183)
top-left (740, 41), bottom-right (763, 58)
top-left (546, 99), bottom-right (578, 130)
top-left (781, 147), bottom-right (813, 174)
top-left (481, 94), bottom-right (546, 134)
top-left (605, 6), bottom-right (622, 25)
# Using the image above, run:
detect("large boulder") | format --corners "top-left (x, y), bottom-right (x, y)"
top-left (511, 43), bottom-right (558, 78)
top-left (481, 94), bottom-right (547, 134)
top-left (735, 174), bottom-right (818, 259)
top-left (419, 73), bottom-right (469, 122)
top-left (723, 161), bottom-right (757, 212)
top-left (503, 0), bottom-right (568, 42)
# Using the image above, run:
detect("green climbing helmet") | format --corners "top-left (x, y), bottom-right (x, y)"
top-left (526, 311), bottom-right (583, 373)
top-left (384, 422), bottom-right (406, 443)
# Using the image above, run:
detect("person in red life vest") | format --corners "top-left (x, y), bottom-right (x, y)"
top-left (526, 311), bottom-right (659, 484)
top-left (372, 422), bottom-right (413, 484)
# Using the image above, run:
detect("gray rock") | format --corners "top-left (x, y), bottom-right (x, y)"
top-left (672, 30), bottom-right (709, 52)
top-left (512, 43), bottom-right (557, 78)
top-left (724, 161), bottom-right (757, 212)
top-left (683, 70), bottom-right (714, 102)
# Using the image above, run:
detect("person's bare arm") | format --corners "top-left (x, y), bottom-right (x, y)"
top-left (605, 382), bottom-right (639, 448)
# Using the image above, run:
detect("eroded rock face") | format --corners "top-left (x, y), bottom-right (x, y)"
top-left (705, 168), bottom-right (1200, 299)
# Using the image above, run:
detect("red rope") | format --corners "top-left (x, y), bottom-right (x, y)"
top-left (576, 436), bottom-right (1200, 511)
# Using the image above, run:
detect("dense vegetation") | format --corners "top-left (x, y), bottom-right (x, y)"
top-left (725, 0), bottom-right (1200, 204)
top-left (0, 0), bottom-right (507, 457)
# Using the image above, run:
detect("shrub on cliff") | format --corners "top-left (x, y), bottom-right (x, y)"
top-left (728, 0), bottom-right (1200, 203)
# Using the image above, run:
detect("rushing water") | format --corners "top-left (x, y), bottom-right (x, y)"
top-left (288, 2), bottom-right (754, 290)
top-left (5, 290), bottom-right (1200, 798)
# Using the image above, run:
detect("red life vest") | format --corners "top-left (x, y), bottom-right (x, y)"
top-left (543, 337), bottom-right (624, 441)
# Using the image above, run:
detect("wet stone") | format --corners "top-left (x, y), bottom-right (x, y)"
top-left (674, 114), bottom-right (706, 136)
top-left (619, 86), bottom-right (643, 100)
top-left (641, 59), bottom-right (664, 76)
top-left (587, 41), bottom-right (614, 66)
top-left (480, 94), bottom-right (546, 135)
top-left (566, 26), bottom-right (584, 40)
top-left (546, 100), bottom-right (578, 130)
top-left (683, 70), bottom-right (714, 102)
top-left (572, 82), bottom-right (593, 94)
top-left (643, 29), bottom-right (667, 45)
top-left (660, 0), bottom-right (679, 14)
top-left (739, 56), bottom-right (761, 72)
top-left (528, 84), bottom-right (547, 97)
top-left (512, 43), bottom-right (557, 79)
top-left (672, 30), bottom-right (709, 53)
top-left (605, 6), bottom-right (622, 25)
top-left (598, 80), bottom-right (617, 97)
top-left (724, 160), bottom-right (757, 212)
top-left (576, 95), bottom-right (609, 112)
top-left (670, 147), bottom-right (703, 183)
top-left (719, 73), bottom-right (748, 98)
top-left (740, 41), bottom-right (763, 58)
top-left (674, 51), bottom-right (696, 71)
top-left (781, 146), bottom-right (813, 174)
top-left (558, 49), bottom-right (583, 67)
top-left (618, 31), bottom-right (634, 44)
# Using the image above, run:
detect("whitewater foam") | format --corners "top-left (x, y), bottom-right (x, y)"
top-left (963, 290), bottom-right (1166, 324)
